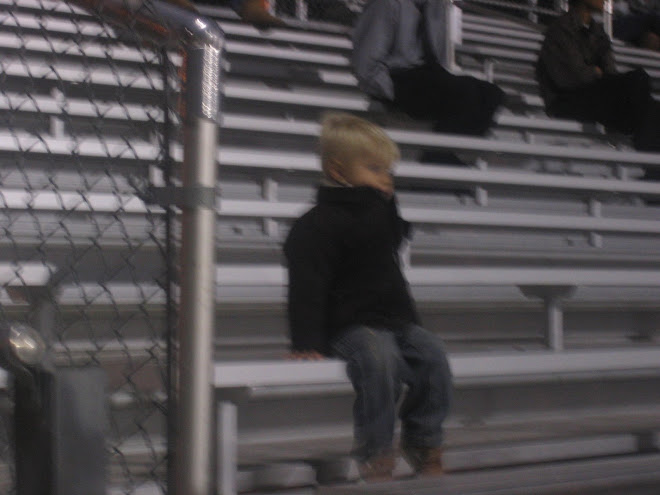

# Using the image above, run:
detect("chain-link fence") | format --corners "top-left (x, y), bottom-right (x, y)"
top-left (0, 0), bottom-right (180, 492)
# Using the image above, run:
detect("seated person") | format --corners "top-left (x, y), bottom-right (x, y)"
top-left (536, 0), bottom-right (660, 152)
top-left (352, 0), bottom-right (504, 137)
top-left (613, 0), bottom-right (660, 51)
top-left (284, 112), bottom-right (452, 481)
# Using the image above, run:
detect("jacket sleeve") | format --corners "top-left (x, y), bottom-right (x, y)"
top-left (284, 216), bottom-right (342, 354)
top-left (539, 25), bottom-right (601, 90)
top-left (424, 0), bottom-right (449, 67)
top-left (351, 0), bottom-right (398, 101)
top-left (598, 34), bottom-right (617, 75)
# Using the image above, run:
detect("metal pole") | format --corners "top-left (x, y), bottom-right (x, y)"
top-left (63, 2), bottom-right (224, 494)
top-left (444, 0), bottom-right (459, 72)
top-left (545, 297), bottom-right (564, 351)
top-left (603, 0), bottom-right (613, 38)
top-left (176, 39), bottom-right (223, 495)
top-left (295, 0), bottom-right (308, 21)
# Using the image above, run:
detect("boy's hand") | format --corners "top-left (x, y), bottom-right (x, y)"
top-left (286, 351), bottom-right (325, 360)
top-left (594, 66), bottom-right (603, 78)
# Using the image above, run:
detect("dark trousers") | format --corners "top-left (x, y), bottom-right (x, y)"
top-left (391, 64), bottom-right (505, 136)
top-left (548, 69), bottom-right (660, 153)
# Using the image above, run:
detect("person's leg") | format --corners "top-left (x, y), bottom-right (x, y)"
top-left (550, 69), bottom-right (651, 136)
top-left (396, 325), bottom-right (452, 473)
top-left (330, 326), bottom-right (403, 465)
top-left (614, 69), bottom-right (660, 152)
top-left (633, 96), bottom-right (660, 153)
top-left (427, 64), bottom-right (504, 136)
top-left (391, 64), bottom-right (504, 136)
top-left (391, 65), bottom-right (440, 122)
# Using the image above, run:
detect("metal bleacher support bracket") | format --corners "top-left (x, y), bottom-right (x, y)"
top-left (217, 402), bottom-right (238, 495)
top-left (519, 285), bottom-right (577, 350)
top-left (445, 0), bottom-right (462, 72)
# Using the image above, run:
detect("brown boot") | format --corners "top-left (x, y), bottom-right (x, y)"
top-left (238, 0), bottom-right (287, 29)
top-left (401, 445), bottom-right (444, 476)
top-left (358, 452), bottom-right (395, 482)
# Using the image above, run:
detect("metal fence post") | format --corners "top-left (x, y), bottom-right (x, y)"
top-left (63, 2), bottom-right (224, 494)
top-left (176, 35), bottom-right (222, 495)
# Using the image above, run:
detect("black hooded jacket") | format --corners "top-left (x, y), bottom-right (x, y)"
top-left (284, 186), bottom-right (420, 354)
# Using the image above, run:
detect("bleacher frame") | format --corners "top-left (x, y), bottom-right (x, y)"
top-left (2, 0), bottom-right (660, 493)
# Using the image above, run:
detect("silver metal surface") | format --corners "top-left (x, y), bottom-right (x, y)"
top-left (175, 115), bottom-right (220, 495)
top-left (184, 43), bottom-right (223, 122)
top-left (62, 3), bottom-right (224, 494)
top-left (444, 0), bottom-right (459, 71)
top-left (296, 0), bottom-right (309, 21)
top-left (546, 298), bottom-right (563, 351)
top-left (213, 348), bottom-right (660, 388)
top-left (217, 402), bottom-right (237, 495)
top-left (6, 324), bottom-right (46, 367)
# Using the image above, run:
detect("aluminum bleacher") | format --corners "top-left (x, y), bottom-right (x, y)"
top-left (1, 0), bottom-right (660, 493)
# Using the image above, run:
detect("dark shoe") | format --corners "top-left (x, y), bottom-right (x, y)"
top-left (358, 452), bottom-right (395, 482)
top-left (239, 0), bottom-right (287, 29)
top-left (401, 445), bottom-right (444, 476)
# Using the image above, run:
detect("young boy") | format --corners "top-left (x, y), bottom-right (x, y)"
top-left (284, 113), bottom-right (453, 480)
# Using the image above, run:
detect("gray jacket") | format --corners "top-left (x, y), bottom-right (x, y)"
top-left (352, 0), bottom-right (449, 101)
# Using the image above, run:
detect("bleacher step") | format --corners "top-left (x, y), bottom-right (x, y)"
top-left (318, 453), bottom-right (660, 495)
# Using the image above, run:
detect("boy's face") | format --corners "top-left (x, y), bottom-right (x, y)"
top-left (334, 156), bottom-right (395, 198)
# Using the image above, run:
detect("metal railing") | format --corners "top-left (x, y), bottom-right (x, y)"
top-left (68, 3), bottom-right (224, 495)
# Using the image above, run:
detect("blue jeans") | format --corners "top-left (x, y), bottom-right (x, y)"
top-left (330, 325), bottom-right (452, 461)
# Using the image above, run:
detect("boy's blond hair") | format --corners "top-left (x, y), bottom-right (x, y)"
top-left (319, 112), bottom-right (400, 177)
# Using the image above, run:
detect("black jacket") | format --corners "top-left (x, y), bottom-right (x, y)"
top-left (284, 186), bottom-right (420, 354)
top-left (536, 11), bottom-right (616, 110)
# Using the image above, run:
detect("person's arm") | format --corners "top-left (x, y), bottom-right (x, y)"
top-left (351, 0), bottom-right (398, 101)
top-left (284, 215), bottom-right (341, 355)
top-left (539, 25), bottom-right (603, 90)
top-left (598, 33), bottom-right (618, 75)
